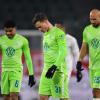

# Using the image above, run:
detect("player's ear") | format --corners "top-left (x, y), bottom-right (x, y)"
top-left (44, 20), bottom-right (49, 24)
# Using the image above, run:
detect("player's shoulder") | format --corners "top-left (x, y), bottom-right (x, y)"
top-left (16, 33), bottom-right (27, 40)
top-left (54, 26), bottom-right (65, 35)
top-left (0, 33), bottom-right (4, 37)
top-left (16, 33), bottom-right (24, 38)
top-left (0, 34), bottom-right (7, 44)
top-left (67, 34), bottom-right (76, 41)
top-left (16, 34), bottom-right (28, 44)
top-left (84, 24), bottom-right (92, 30)
top-left (54, 26), bottom-right (63, 32)
top-left (0, 34), bottom-right (6, 39)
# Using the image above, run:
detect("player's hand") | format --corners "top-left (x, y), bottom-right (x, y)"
top-left (45, 65), bottom-right (57, 78)
top-left (76, 70), bottom-right (83, 82)
top-left (76, 61), bottom-right (83, 82)
top-left (28, 75), bottom-right (36, 87)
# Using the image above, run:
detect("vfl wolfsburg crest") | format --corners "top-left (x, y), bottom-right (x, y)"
top-left (59, 34), bottom-right (64, 40)
top-left (6, 47), bottom-right (15, 57)
top-left (44, 42), bottom-right (49, 51)
top-left (91, 38), bottom-right (100, 49)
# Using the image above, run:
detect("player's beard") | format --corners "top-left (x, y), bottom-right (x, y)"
top-left (6, 34), bottom-right (15, 39)
top-left (92, 23), bottom-right (99, 28)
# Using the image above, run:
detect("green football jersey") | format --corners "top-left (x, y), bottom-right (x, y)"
top-left (43, 26), bottom-right (67, 74)
top-left (83, 25), bottom-right (100, 69)
top-left (0, 34), bottom-right (33, 75)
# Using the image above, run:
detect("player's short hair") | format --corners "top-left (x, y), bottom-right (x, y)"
top-left (90, 8), bottom-right (100, 13)
top-left (32, 12), bottom-right (48, 25)
top-left (4, 20), bottom-right (16, 28)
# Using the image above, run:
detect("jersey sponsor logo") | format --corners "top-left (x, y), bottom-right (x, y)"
top-left (91, 38), bottom-right (100, 49)
top-left (55, 85), bottom-right (61, 93)
top-left (6, 47), bottom-right (15, 57)
top-left (94, 76), bottom-right (100, 84)
top-left (44, 42), bottom-right (49, 51)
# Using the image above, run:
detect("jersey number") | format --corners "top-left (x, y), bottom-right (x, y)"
top-left (15, 80), bottom-right (19, 87)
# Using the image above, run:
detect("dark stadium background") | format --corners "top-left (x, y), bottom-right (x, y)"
top-left (0, 0), bottom-right (99, 47)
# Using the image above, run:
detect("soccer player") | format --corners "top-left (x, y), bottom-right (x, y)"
top-left (55, 22), bottom-right (79, 81)
top-left (0, 20), bottom-right (36, 100)
top-left (32, 13), bottom-right (69, 100)
top-left (76, 9), bottom-right (100, 100)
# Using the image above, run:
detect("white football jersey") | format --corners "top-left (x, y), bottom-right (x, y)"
top-left (66, 34), bottom-right (79, 80)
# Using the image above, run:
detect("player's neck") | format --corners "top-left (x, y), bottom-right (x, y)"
top-left (47, 22), bottom-right (53, 32)
top-left (6, 34), bottom-right (16, 39)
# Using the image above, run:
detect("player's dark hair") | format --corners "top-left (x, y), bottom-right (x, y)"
top-left (32, 12), bottom-right (48, 25)
top-left (4, 20), bottom-right (16, 28)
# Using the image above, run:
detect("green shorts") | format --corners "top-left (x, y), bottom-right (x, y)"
top-left (1, 70), bottom-right (23, 94)
top-left (39, 69), bottom-right (69, 98)
top-left (89, 69), bottom-right (100, 89)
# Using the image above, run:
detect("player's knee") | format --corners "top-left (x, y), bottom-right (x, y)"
top-left (40, 95), bottom-right (49, 100)
top-left (93, 88), bottom-right (100, 98)
top-left (10, 92), bottom-right (19, 100)
top-left (4, 94), bottom-right (10, 100)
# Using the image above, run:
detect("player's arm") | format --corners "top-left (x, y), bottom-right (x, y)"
top-left (22, 38), bottom-right (35, 87)
top-left (54, 29), bottom-right (67, 67)
top-left (79, 42), bottom-right (88, 62)
top-left (77, 25), bottom-right (89, 69)
top-left (22, 39), bottom-right (33, 75)
top-left (76, 42), bottom-right (88, 82)
top-left (45, 29), bottom-right (67, 78)
top-left (77, 42), bottom-right (88, 71)
top-left (76, 27), bottom-right (88, 82)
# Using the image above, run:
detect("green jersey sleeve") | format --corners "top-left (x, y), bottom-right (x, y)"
top-left (54, 28), bottom-right (67, 67)
top-left (22, 38), bottom-right (33, 75)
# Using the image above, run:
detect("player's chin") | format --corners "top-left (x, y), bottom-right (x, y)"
top-left (7, 35), bottom-right (15, 39)
top-left (42, 30), bottom-right (46, 33)
top-left (92, 23), bottom-right (99, 28)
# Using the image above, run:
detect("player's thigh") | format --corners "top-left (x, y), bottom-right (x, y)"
top-left (39, 72), bottom-right (51, 95)
top-left (1, 71), bottom-right (10, 95)
top-left (9, 70), bottom-right (23, 93)
top-left (89, 69), bottom-right (100, 89)
top-left (10, 92), bottom-right (19, 100)
top-left (93, 88), bottom-right (100, 98)
top-left (51, 71), bottom-right (69, 99)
